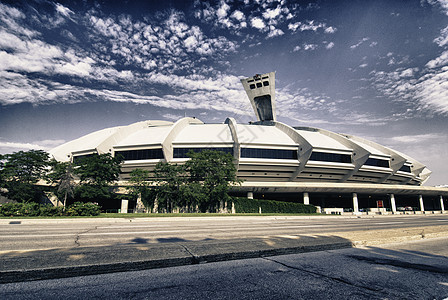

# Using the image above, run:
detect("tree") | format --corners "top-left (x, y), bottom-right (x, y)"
top-left (152, 162), bottom-right (186, 213)
top-left (74, 153), bottom-right (122, 202)
top-left (147, 150), bottom-right (240, 213)
top-left (48, 160), bottom-right (76, 209)
top-left (185, 150), bottom-right (240, 212)
top-left (0, 150), bottom-right (50, 202)
top-left (127, 168), bottom-right (156, 209)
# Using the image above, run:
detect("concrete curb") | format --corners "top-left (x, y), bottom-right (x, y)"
top-left (0, 236), bottom-right (352, 284)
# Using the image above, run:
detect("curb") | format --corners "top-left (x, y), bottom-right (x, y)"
top-left (0, 239), bottom-right (352, 284)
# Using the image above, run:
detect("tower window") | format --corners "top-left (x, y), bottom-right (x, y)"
top-left (250, 84), bottom-right (256, 89)
top-left (263, 81), bottom-right (269, 86)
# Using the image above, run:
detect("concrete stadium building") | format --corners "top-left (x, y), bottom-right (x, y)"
top-left (50, 72), bottom-right (448, 214)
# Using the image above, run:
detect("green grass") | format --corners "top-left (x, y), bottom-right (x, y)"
top-left (0, 212), bottom-right (321, 219)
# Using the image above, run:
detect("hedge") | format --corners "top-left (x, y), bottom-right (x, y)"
top-left (0, 202), bottom-right (101, 217)
top-left (232, 197), bottom-right (316, 214)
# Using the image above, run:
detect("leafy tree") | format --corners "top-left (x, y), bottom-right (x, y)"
top-left (153, 162), bottom-right (186, 212)
top-left (74, 153), bottom-right (122, 202)
top-left (127, 168), bottom-right (156, 209)
top-left (147, 150), bottom-right (240, 213)
top-left (185, 150), bottom-right (240, 212)
top-left (0, 150), bottom-right (50, 202)
top-left (48, 160), bottom-right (76, 209)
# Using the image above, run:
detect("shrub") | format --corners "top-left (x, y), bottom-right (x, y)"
top-left (0, 202), bottom-right (100, 217)
top-left (0, 202), bottom-right (24, 217)
top-left (232, 197), bottom-right (316, 214)
top-left (65, 202), bottom-right (101, 216)
top-left (39, 205), bottom-right (64, 216)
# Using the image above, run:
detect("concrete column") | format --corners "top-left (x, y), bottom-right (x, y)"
top-left (390, 194), bottom-right (397, 213)
top-left (352, 193), bottom-right (359, 213)
top-left (120, 199), bottom-right (129, 213)
top-left (419, 195), bottom-right (425, 212)
top-left (303, 192), bottom-right (310, 205)
top-left (247, 191), bottom-right (254, 199)
top-left (440, 196), bottom-right (445, 212)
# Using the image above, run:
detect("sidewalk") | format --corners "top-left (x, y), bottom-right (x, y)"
top-left (1, 224), bottom-right (448, 284)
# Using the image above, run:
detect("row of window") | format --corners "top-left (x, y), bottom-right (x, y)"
top-left (173, 147), bottom-right (234, 158)
top-left (249, 81), bottom-right (269, 89)
top-left (364, 158), bottom-right (390, 168)
top-left (115, 148), bottom-right (164, 160)
top-left (241, 148), bottom-right (298, 159)
top-left (309, 152), bottom-right (352, 163)
top-left (103, 149), bottom-right (405, 173)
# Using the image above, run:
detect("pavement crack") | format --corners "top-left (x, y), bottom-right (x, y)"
top-left (180, 244), bottom-right (200, 264)
top-left (73, 226), bottom-right (98, 247)
top-left (262, 257), bottom-right (383, 293)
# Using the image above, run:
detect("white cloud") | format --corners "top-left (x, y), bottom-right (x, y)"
top-left (267, 28), bottom-right (284, 38)
top-left (426, 50), bottom-right (448, 68)
top-left (324, 26), bottom-right (337, 34)
top-left (304, 44), bottom-right (317, 51)
top-left (326, 42), bottom-right (334, 49)
top-left (262, 7), bottom-right (281, 20)
top-left (54, 3), bottom-right (74, 18)
top-left (434, 25), bottom-right (448, 47)
top-left (230, 10), bottom-right (245, 21)
top-left (350, 37), bottom-right (370, 49)
top-left (293, 45), bottom-right (301, 52)
top-left (250, 17), bottom-right (266, 30)
top-left (389, 133), bottom-right (441, 143)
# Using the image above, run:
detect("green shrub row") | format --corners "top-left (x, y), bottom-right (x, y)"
top-left (0, 202), bottom-right (101, 217)
top-left (232, 197), bottom-right (316, 214)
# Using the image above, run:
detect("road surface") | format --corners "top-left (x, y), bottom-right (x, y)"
top-left (1, 237), bottom-right (447, 299)
top-left (1, 214), bottom-right (448, 251)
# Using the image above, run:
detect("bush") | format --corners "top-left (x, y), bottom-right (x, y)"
top-left (232, 197), bottom-right (316, 214)
top-left (65, 202), bottom-right (101, 216)
top-left (0, 202), bottom-right (100, 217)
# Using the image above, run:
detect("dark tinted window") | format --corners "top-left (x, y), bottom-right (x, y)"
top-left (364, 158), bottom-right (389, 168)
top-left (263, 81), bottom-right (269, 86)
top-left (309, 152), bottom-right (352, 163)
top-left (115, 148), bottom-right (164, 160)
top-left (256, 82), bottom-right (262, 88)
top-left (240, 148), bottom-right (298, 159)
top-left (72, 153), bottom-right (96, 164)
top-left (173, 147), bottom-right (233, 158)
top-left (250, 84), bottom-right (255, 89)
top-left (399, 165), bottom-right (411, 173)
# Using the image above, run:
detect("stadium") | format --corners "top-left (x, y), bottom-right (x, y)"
top-left (50, 72), bottom-right (448, 214)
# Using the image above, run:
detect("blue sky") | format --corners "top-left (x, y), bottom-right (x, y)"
top-left (0, 0), bottom-right (447, 185)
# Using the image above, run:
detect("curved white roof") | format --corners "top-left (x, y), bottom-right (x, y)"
top-left (295, 129), bottom-right (351, 151)
top-left (49, 117), bottom-right (431, 185)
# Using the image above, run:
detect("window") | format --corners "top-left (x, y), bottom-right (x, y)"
top-left (309, 152), bottom-right (352, 163)
top-left (256, 82), bottom-right (262, 88)
top-left (250, 84), bottom-right (255, 89)
top-left (173, 147), bottom-right (234, 158)
top-left (72, 153), bottom-right (96, 164)
top-left (115, 148), bottom-right (164, 160)
top-left (254, 95), bottom-right (273, 121)
top-left (364, 158), bottom-right (389, 168)
top-left (240, 148), bottom-right (298, 159)
top-left (399, 165), bottom-right (411, 173)
top-left (263, 81), bottom-right (269, 86)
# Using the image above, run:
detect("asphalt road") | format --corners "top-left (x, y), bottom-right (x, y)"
top-left (1, 214), bottom-right (448, 252)
top-left (1, 237), bottom-right (447, 300)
